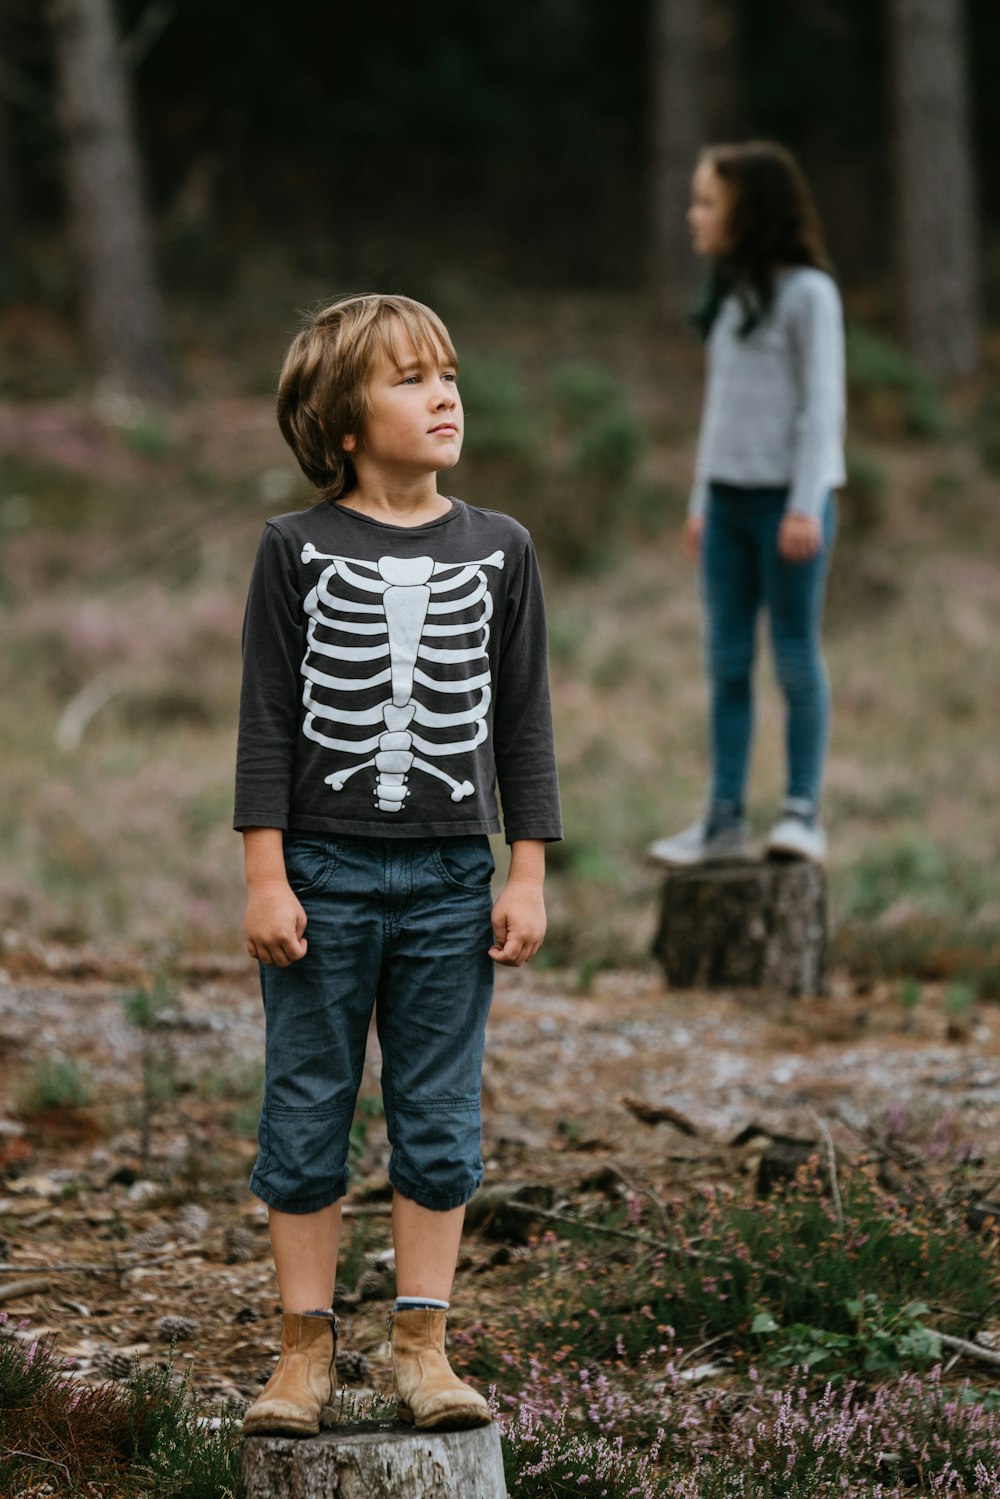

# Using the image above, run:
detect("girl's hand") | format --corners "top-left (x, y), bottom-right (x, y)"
top-left (245, 879), bottom-right (308, 966)
top-left (778, 514), bottom-right (822, 562)
top-left (684, 514), bottom-right (704, 561)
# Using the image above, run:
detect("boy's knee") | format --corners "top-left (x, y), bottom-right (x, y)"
top-left (389, 1103), bottom-right (483, 1210)
top-left (250, 1102), bottom-right (353, 1211)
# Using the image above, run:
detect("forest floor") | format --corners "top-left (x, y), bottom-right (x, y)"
top-left (2, 944), bottom-right (999, 1415)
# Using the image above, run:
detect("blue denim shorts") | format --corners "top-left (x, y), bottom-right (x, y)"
top-left (249, 834), bottom-right (496, 1216)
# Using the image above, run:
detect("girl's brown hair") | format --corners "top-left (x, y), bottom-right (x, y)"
top-left (277, 294), bottom-right (458, 501)
top-left (693, 140), bottom-right (832, 339)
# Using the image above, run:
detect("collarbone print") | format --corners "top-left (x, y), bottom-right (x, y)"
top-left (299, 544), bottom-right (505, 814)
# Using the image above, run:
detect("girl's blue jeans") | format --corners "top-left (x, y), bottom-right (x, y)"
top-left (249, 834), bottom-right (495, 1216)
top-left (702, 482), bottom-right (837, 814)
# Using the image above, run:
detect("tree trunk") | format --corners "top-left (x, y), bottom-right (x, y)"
top-left (648, 0), bottom-right (705, 321)
top-left (653, 861), bottom-right (827, 997)
top-left (48, 0), bottom-right (171, 400)
top-left (891, 0), bottom-right (978, 378)
top-left (0, 0), bottom-right (20, 300)
top-left (240, 1421), bottom-right (507, 1499)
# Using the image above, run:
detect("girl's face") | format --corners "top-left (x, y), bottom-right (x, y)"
top-left (688, 160), bottom-right (732, 258)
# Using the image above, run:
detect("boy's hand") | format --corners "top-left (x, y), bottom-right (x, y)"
top-left (778, 514), bottom-right (822, 562)
top-left (245, 879), bottom-right (308, 966)
top-left (489, 839), bottom-right (547, 967)
top-left (489, 881), bottom-right (546, 966)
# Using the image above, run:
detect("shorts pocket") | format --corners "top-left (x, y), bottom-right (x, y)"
top-left (432, 837), bottom-right (496, 893)
top-left (282, 837), bottom-right (340, 896)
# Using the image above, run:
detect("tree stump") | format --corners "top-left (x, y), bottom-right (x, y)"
top-left (240, 1419), bottom-right (506, 1499)
top-left (653, 860), bottom-right (827, 996)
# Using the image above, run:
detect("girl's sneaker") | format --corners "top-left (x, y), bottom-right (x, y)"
top-left (647, 819), bottom-right (751, 867)
top-left (765, 815), bottom-right (827, 864)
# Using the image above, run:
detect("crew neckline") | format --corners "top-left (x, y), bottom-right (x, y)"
top-left (326, 497), bottom-right (463, 533)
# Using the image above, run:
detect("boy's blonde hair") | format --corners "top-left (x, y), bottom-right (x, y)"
top-left (277, 293), bottom-right (459, 501)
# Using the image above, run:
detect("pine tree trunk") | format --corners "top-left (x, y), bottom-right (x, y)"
top-left (0, 1), bottom-right (19, 299)
top-left (48, 0), bottom-right (171, 400)
top-left (648, 0), bottom-right (705, 321)
top-left (891, 0), bottom-right (978, 378)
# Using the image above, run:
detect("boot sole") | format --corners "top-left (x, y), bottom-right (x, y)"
top-left (244, 1404), bottom-right (338, 1438)
top-left (398, 1402), bottom-right (492, 1431)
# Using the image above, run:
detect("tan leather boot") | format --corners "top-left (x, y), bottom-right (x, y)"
top-left (389, 1308), bottom-right (491, 1430)
top-left (243, 1311), bottom-right (338, 1437)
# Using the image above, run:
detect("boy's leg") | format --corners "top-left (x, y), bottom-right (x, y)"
top-left (245, 838), bottom-right (385, 1437)
top-left (763, 494), bottom-right (837, 811)
top-left (392, 1195), bottom-right (465, 1300)
top-left (377, 838), bottom-right (495, 1429)
top-left (702, 486), bottom-right (764, 819)
top-left (250, 837), bottom-right (383, 1293)
top-left (375, 838), bottom-right (495, 1218)
top-left (269, 1202), bottom-right (342, 1313)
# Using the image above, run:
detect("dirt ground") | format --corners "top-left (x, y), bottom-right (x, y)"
top-left (1, 946), bottom-right (998, 1410)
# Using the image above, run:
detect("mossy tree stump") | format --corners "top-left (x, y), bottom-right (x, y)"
top-left (240, 1420), bottom-right (506, 1498)
top-left (653, 859), bottom-right (827, 997)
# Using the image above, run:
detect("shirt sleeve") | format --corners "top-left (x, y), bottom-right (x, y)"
top-left (233, 523), bottom-right (304, 831)
top-left (786, 275), bottom-right (846, 520)
top-left (492, 538), bottom-right (563, 843)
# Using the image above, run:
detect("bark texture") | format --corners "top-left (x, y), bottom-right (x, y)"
top-left (891, 0), bottom-right (978, 378)
top-left (653, 861), bottom-right (827, 996)
top-left (48, 0), bottom-right (171, 399)
top-left (648, 0), bottom-right (704, 319)
top-left (240, 1420), bottom-right (506, 1499)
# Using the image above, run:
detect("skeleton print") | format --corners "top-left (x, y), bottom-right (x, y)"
top-left (299, 543), bottom-right (505, 814)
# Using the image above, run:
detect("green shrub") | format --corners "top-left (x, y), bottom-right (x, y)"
top-left (846, 324), bottom-right (948, 438)
top-left (19, 1054), bottom-right (92, 1114)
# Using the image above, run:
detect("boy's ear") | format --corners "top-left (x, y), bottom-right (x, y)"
top-left (343, 433), bottom-right (357, 453)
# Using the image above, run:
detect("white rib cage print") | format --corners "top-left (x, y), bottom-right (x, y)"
top-left (299, 543), bottom-right (505, 814)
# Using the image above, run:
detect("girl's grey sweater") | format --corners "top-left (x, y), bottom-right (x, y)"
top-left (690, 266), bottom-right (846, 520)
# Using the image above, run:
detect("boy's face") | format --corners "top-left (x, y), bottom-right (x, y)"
top-left (344, 332), bottom-right (463, 477)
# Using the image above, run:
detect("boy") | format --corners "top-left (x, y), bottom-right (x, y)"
top-left (235, 294), bottom-right (561, 1436)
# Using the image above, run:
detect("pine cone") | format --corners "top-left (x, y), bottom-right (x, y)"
top-left (175, 1203), bottom-right (209, 1240)
top-left (131, 1220), bottom-right (169, 1253)
top-left (234, 1304), bottom-right (262, 1324)
top-left (212, 1384), bottom-right (249, 1412)
top-left (155, 1314), bottom-right (197, 1342)
top-left (92, 1345), bottom-right (136, 1381)
top-left (223, 1224), bottom-right (255, 1263)
top-left (335, 1348), bottom-right (371, 1384)
top-left (355, 1266), bottom-right (393, 1301)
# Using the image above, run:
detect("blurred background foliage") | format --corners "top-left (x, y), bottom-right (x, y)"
top-left (1, 0), bottom-right (999, 989)
top-left (0, 0), bottom-right (998, 307)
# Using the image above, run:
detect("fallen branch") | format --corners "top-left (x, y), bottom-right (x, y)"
top-left (935, 1331), bottom-right (1000, 1371)
top-left (499, 1198), bottom-right (705, 1258)
top-left (0, 1276), bottom-right (50, 1304)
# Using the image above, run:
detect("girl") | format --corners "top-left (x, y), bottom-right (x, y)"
top-left (650, 140), bottom-right (845, 867)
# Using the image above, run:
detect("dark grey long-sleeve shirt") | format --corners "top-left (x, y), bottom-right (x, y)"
top-left (234, 497), bottom-right (562, 843)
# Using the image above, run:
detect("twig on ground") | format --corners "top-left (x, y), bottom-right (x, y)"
top-left (808, 1108), bottom-right (844, 1235)
top-left (0, 1277), bottom-right (50, 1304)
top-left (674, 1332), bottom-right (730, 1369)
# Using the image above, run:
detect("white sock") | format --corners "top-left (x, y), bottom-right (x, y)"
top-left (393, 1296), bottom-right (449, 1312)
